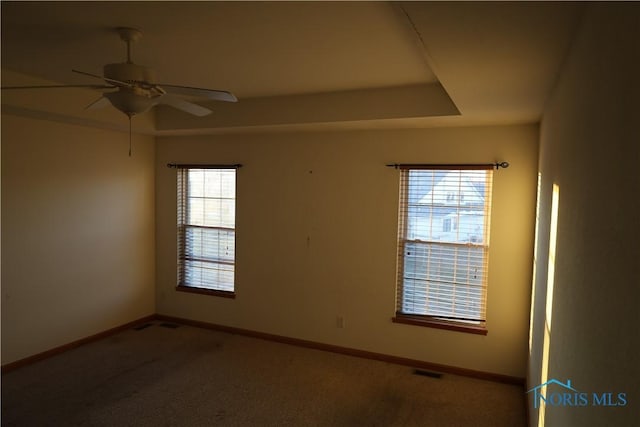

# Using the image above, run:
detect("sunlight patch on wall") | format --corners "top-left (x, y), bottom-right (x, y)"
top-left (546, 184), bottom-right (560, 328)
top-left (538, 183), bottom-right (560, 427)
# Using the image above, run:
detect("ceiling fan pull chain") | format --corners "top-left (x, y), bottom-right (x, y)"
top-left (128, 115), bottom-right (132, 157)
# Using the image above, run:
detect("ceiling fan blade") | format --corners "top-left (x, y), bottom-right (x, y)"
top-left (159, 95), bottom-right (213, 117)
top-left (72, 69), bottom-right (131, 87)
top-left (158, 84), bottom-right (237, 102)
top-left (84, 96), bottom-right (111, 110)
top-left (2, 84), bottom-right (114, 90)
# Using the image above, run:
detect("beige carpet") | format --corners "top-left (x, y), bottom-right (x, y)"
top-left (1, 322), bottom-right (526, 426)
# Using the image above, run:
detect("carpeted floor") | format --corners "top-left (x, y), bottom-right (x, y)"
top-left (1, 322), bottom-right (526, 426)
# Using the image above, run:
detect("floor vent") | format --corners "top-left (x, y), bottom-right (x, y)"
top-left (413, 369), bottom-right (443, 379)
top-left (159, 323), bottom-right (180, 329)
top-left (133, 323), bottom-right (153, 331)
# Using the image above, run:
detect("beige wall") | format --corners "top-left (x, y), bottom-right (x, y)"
top-left (1, 115), bottom-right (156, 364)
top-left (529, 3), bottom-right (640, 426)
top-left (156, 124), bottom-right (538, 378)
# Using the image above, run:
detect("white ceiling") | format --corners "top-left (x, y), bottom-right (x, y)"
top-left (1, 1), bottom-right (585, 134)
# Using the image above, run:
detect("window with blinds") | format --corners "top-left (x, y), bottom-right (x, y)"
top-left (395, 167), bottom-right (493, 329)
top-left (177, 167), bottom-right (236, 295)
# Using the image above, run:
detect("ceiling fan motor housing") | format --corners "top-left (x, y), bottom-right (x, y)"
top-left (104, 63), bottom-right (155, 85)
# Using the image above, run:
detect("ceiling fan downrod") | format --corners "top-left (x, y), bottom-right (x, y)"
top-left (117, 27), bottom-right (142, 64)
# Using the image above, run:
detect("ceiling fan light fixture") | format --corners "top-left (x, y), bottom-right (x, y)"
top-left (104, 90), bottom-right (159, 116)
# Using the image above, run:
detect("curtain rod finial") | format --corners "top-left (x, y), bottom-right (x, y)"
top-left (496, 162), bottom-right (509, 169)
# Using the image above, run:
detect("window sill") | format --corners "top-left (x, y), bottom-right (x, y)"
top-left (176, 285), bottom-right (236, 299)
top-left (392, 314), bottom-right (487, 335)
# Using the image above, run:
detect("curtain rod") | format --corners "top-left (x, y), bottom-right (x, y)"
top-left (167, 163), bottom-right (243, 169)
top-left (386, 162), bottom-right (509, 170)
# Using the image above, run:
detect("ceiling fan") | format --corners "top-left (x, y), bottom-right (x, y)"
top-left (2, 27), bottom-right (238, 118)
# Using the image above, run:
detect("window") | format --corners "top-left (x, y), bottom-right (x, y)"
top-left (393, 167), bottom-right (493, 334)
top-left (177, 167), bottom-right (237, 297)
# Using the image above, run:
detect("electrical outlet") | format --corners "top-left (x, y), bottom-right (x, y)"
top-left (336, 316), bottom-right (345, 329)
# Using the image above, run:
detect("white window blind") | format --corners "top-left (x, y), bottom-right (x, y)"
top-left (396, 168), bottom-right (493, 323)
top-left (177, 167), bottom-right (237, 293)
